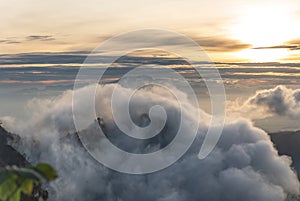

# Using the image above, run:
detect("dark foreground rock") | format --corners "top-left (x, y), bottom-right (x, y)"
top-left (269, 130), bottom-right (300, 179)
top-left (0, 125), bottom-right (28, 167)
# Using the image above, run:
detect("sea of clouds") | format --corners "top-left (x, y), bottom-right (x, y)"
top-left (2, 84), bottom-right (299, 201)
top-left (228, 85), bottom-right (300, 121)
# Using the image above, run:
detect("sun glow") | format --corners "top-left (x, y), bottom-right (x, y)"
top-left (236, 48), bottom-right (289, 62)
top-left (230, 4), bottom-right (300, 62)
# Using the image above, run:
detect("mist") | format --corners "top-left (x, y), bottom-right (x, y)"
top-left (2, 83), bottom-right (299, 201)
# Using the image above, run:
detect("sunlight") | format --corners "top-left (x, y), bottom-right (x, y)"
top-left (236, 48), bottom-right (289, 62)
top-left (230, 4), bottom-right (300, 62)
top-left (231, 4), bottom-right (299, 47)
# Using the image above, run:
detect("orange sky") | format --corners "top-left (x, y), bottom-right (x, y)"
top-left (1, 0), bottom-right (300, 63)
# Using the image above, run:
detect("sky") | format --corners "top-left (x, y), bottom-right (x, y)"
top-left (2, 1), bottom-right (300, 200)
top-left (1, 0), bottom-right (300, 132)
top-left (1, 0), bottom-right (300, 62)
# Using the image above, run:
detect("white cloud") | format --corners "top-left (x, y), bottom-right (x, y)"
top-left (3, 84), bottom-right (299, 201)
top-left (229, 85), bottom-right (300, 120)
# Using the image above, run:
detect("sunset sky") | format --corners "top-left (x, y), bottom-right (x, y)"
top-left (1, 0), bottom-right (300, 133)
top-left (2, 1), bottom-right (300, 200)
top-left (1, 0), bottom-right (300, 63)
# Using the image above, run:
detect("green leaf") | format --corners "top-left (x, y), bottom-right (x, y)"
top-left (9, 189), bottom-right (21, 201)
top-left (33, 163), bottom-right (58, 181)
top-left (0, 174), bottom-right (18, 201)
top-left (0, 163), bottom-right (57, 201)
top-left (19, 179), bottom-right (33, 195)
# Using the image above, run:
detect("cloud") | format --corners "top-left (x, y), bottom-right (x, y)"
top-left (253, 45), bottom-right (299, 50)
top-left (125, 32), bottom-right (251, 52)
top-left (91, 31), bottom-right (250, 53)
top-left (4, 50), bottom-right (300, 68)
top-left (3, 83), bottom-right (299, 201)
top-left (0, 35), bottom-right (55, 45)
top-left (0, 79), bottom-right (72, 85)
top-left (0, 39), bottom-right (21, 44)
top-left (248, 86), bottom-right (300, 119)
top-left (0, 66), bottom-right (79, 86)
top-left (231, 86), bottom-right (300, 120)
top-left (0, 52), bottom-right (89, 65)
top-left (0, 51), bottom-right (200, 66)
top-left (253, 39), bottom-right (300, 51)
top-left (1, 61), bottom-right (300, 101)
top-left (286, 38), bottom-right (300, 50)
top-left (26, 35), bottom-right (55, 41)
top-left (217, 62), bottom-right (300, 67)
top-left (281, 54), bottom-right (300, 61)
top-left (193, 36), bottom-right (251, 52)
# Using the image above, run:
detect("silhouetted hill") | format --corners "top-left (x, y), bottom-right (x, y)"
top-left (0, 125), bottom-right (28, 167)
top-left (269, 130), bottom-right (300, 178)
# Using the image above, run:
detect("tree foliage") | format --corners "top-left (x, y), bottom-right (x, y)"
top-left (0, 163), bottom-right (57, 201)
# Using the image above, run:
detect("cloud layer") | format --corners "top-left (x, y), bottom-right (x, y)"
top-left (244, 86), bottom-right (300, 119)
top-left (3, 84), bottom-right (299, 201)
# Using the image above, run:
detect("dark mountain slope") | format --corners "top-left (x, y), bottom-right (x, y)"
top-left (0, 125), bottom-right (28, 167)
top-left (270, 130), bottom-right (300, 178)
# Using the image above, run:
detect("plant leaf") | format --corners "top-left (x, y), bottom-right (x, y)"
top-left (0, 174), bottom-right (18, 201)
top-left (19, 179), bottom-right (33, 195)
top-left (33, 163), bottom-right (58, 181)
top-left (0, 163), bottom-right (57, 201)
